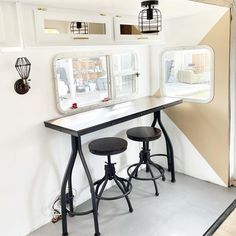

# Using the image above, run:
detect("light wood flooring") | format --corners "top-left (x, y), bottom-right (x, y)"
top-left (214, 209), bottom-right (236, 236)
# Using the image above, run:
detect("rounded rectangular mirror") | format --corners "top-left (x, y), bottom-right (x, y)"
top-left (161, 46), bottom-right (214, 103)
top-left (54, 54), bottom-right (109, 113)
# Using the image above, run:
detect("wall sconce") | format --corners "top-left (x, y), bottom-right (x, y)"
top-left (138, 0), bottom-right (162, 34)
top-left (14, 57), bottom-right (31, 95)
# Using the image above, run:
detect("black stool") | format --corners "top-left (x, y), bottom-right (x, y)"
top-left (126, 126), bottom-right (165, 196)
top-left (89, 137), bottom-right (133, 212)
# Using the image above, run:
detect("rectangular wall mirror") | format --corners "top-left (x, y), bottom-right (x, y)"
top-left (120, 24), bottom-right (141, 35)
top-left (54, 51), bottom-right (139, 114)
top-left (34, 9), bottom-right (112, 44)
top-left (44, 19), bottom-right (106, 35)
top-left (161, 46), bottom-right (214, 103)
top-left (54, 55), bottom-right (109, 113)
top-left (114, 15), bottom-right (160, 41)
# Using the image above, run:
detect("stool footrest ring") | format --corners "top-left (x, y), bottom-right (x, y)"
top-left (68, 209), bottom-right (94, 216)
top-left (150, 153), bottom-right (168, 158)
top-left (127, 163), bottom-right (165, 181)
top-left (94, 177), bottom-right (132, 201)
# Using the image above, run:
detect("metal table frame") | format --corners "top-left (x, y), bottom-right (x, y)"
top-left (44, 97), bottom-right (182, 236)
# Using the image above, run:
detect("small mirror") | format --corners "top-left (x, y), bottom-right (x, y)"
top-left (120, 24), bottom-right (141, 35)
top-left (44, 20), bottom-right (106, 35)
top-left (161, 46), bottom-right (214, 103)
top-left (54, 55), bottom-right (109, 113)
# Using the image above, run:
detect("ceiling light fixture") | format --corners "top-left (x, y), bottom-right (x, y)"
top-left (138, 0), bottom-right (162, 34)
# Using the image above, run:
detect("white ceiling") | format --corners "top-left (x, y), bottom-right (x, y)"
top-left (5, 0), bottom-right (229, 18)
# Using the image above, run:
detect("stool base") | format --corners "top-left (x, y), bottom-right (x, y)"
top-left (94, 156), bottom-right (133, 213)
top-left (127, 141), bottom-right (165, 196)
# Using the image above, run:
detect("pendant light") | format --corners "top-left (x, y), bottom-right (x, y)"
top-left (138, 0), bottom-right (162, 34)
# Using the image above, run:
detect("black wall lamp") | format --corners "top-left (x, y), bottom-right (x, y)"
top-left (14, 57), bottom-right (31, 95)
top-left (138, 0), bottom-right (162, 34)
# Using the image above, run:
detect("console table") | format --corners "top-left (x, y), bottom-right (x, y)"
top-left (44, 96), bottom-right (183, 236)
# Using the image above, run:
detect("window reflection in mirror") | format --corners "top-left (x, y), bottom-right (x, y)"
top-left (115, 74), bottom-right (137, 98)
top-left (113, 53), bottom-right (138, 98)
top-left (44, 20), bottom-right (106, 35)
top-left (120, 24), bottom-right (141, 35)
top-left (161, 47), bottom-right (214, 103)
top-left (55, 56), bottom-right (109, 112)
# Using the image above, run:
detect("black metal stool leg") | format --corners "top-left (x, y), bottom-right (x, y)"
top-left (114, 176), bottom-right (133, 212)
top-left (146, 162), bottom-right (159, 196)
top-left (94, 176), bottom-right (106, 195)
top-left (149, 161), bottom-right (166, 181)
top-left (116, 176), bottom-right (127, 191)
top-left (128, 162), bottom-right (142, 182)
top-left (129, 153), bottom-right (144, 180)
top-left (61, 136), bottom-right (78, 236)
top-left (78, 137), bottom-right (100, 236)
top-left (96, 178), bottom-right (109, 209)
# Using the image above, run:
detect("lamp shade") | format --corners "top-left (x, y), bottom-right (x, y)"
top-left (15, 57), bottom-right (31, 80)
top-left (139, 0), bottom-right (162, 34)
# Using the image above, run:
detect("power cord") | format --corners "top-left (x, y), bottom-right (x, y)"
top-left (51, 188), bottom-right (77, 224)
top-left (51, 196), bottom-right (62, 223)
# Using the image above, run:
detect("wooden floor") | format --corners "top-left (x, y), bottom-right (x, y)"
top-left (214, 210), bottom-right (236, 236)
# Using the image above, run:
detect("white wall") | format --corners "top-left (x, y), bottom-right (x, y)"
top-left (0, 45), bottom-right (151, 236)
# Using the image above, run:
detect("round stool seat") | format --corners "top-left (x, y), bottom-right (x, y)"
top-left (89, 137), bottom-right (127, 156)
top-left (127, 126), bottom-right (161, 142)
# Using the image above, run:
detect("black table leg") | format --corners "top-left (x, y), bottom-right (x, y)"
top-left (61, 136), bottom-right (78, 236)
top-left (77, 136), bottom-right (101, 236)
top-left (152, 111), bottom-right (176, 183)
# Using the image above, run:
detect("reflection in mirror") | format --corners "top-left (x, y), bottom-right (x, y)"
top-left (113, 53), bottom-right (138, 98)
top-left (120, 24), bottom-right (141, 35)
top-left (44, 19), bottom-right (106, 35)
top-left (115, 74), bottom-right (137, 98)
top-left (70, 22), bottom-right (88, 34)
top-left (44, 20), bottom-right (67, 34)
top-left (162, 47), bottom-right (214, 102)
top-left (113, 53), bottom-right (136, 73)
top-left (55, 56), bottom-right (109, 112)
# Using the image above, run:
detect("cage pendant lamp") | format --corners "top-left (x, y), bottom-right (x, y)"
top-left (70, 21), bottom-right (88, 34)
top-left (139, 0), bottom-right (162, 34)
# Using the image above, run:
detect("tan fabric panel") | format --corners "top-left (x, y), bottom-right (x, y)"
top-left (165, 11), bottom-right (231, 185)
